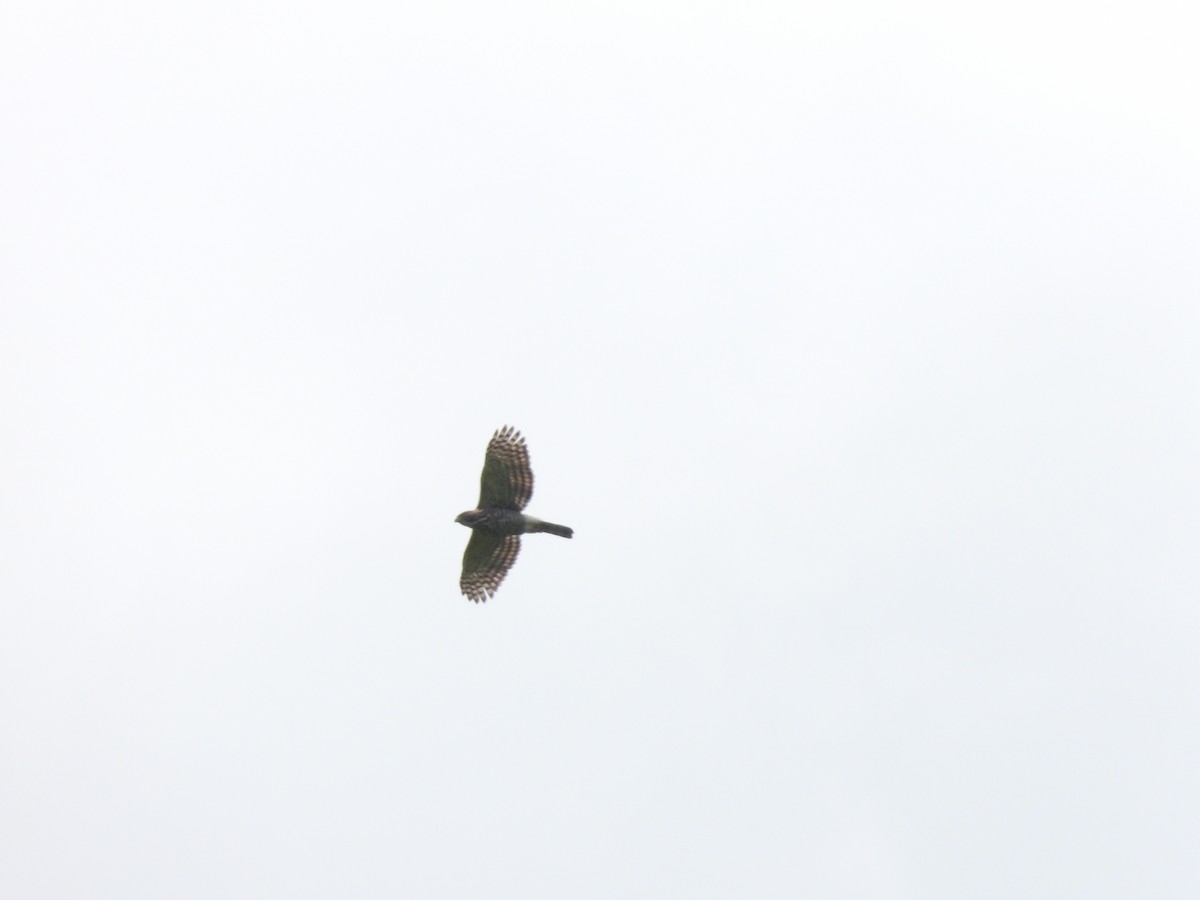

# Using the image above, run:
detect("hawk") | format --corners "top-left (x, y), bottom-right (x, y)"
top-left (455, 426), bottom-right (573, 602)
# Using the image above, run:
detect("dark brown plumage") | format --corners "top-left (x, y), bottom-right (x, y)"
top-left (456, 426), bottom-right (572, 602)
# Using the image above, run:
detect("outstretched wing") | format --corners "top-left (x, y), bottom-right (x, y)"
top-left (477, 425), bottom-right (533, 511)
top-left (460, 531), bottom-right (521, 603)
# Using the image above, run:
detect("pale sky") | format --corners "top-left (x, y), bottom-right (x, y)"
top-left (2, 2), bottom-right (1198, 898)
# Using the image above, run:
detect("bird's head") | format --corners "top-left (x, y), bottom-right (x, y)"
top-left (456, 509), bottom-right (484, 528)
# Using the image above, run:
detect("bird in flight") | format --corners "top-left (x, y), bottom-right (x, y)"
top-left (455, 426), bottom-right (573, 602)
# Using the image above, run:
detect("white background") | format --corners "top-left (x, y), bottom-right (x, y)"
top-left (2, 2), bottom-right (1197, 897)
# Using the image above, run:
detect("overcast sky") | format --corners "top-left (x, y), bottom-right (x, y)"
top-left (2, 2), bottom-right (1198, 897)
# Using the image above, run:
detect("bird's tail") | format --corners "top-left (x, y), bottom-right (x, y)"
top-left (530, 519), bottom-right (573, 539)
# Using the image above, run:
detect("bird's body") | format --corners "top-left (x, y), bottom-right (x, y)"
top-left (456, 426), bottom-right (572, 602)
top-left (455, 508), bottom-right (573, 538)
